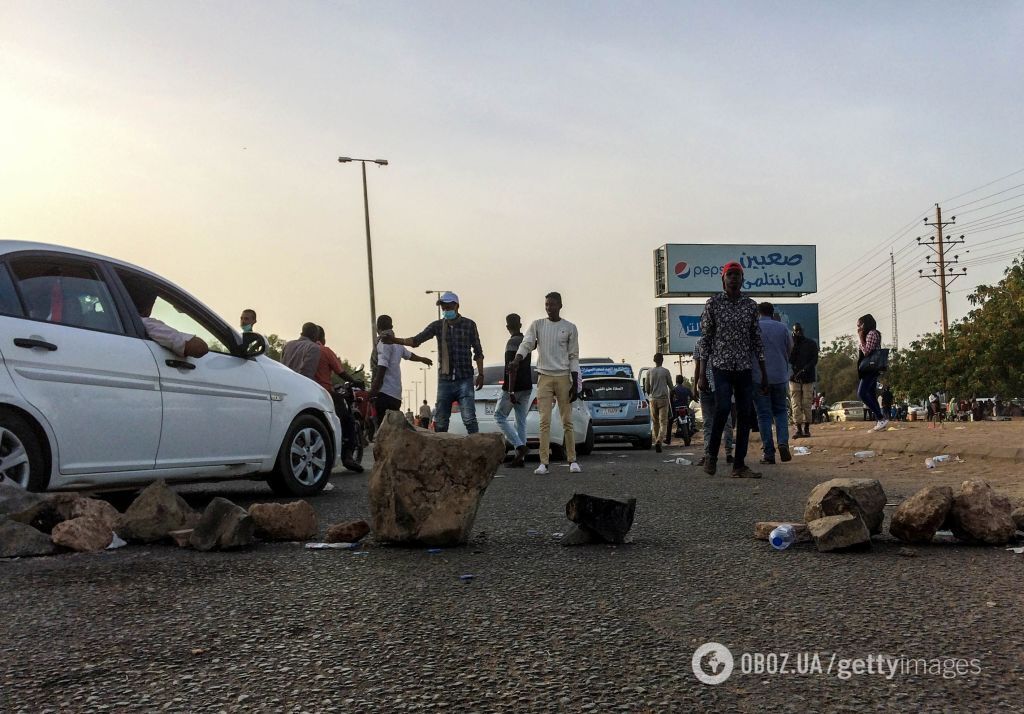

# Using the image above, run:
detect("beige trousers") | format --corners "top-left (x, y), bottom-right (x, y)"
top-left (537, 374), bottom-right (576, 464)
top-left (650, 398), bottom-right (670, 444)
top-left (790, 381), bottom-right (813, 424)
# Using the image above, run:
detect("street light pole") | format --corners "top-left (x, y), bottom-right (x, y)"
top-left (425, 289), bottom-right (448, 321)
top-left (339, 156), bottom-right (389, 349)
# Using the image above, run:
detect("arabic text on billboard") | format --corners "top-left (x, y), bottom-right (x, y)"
top-left (663, 303), bottom-right (820, 354)
top-left (661, 244), bottom-right (817, 296)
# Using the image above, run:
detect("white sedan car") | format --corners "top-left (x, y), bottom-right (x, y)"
top-left (0, 241), bottom-right (341, 495)
top-left (447, 365), bottom-right (594, 456)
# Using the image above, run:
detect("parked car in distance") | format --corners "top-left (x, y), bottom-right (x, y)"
top-left (0, 241), bottom-right (341, 495)
top-left (447, 365), bottom-right (594, 456)
top-left (827, 400), bottom-right (869, 422)
top-left (581, 375), bottom-right (651, 449)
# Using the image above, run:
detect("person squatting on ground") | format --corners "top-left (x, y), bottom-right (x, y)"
top-left (513, 292), bottom-right (582, 475)
top-left (789, 322), bottom-right (818, 439)
top-left (644, 353), bottom-right (674, 453)
top-left (698, 261), bottom-right (768, 479)
top-left (313, 324), bottom-right (364, 473)
top-left (856, 313), bottom-right (889, 432)
top-left (752, 302), bottom-right (793, 465)
top-left (370, 315), bottom-right (433, 429)
top-left (383, 291), bottom-right (484, 433)
top-left (694, 337), bottom-right (734, 466)
top-left (495, 313), bottom-right (532, 468)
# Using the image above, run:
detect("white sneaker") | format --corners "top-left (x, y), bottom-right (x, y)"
top-left (871, 421), bottom-right (884, 432)
top-left (569, 462), bottom-right (582, 473)
top-left (534, 464), bottom-right (549, 475)
top-left (879, 419), bottom-right (890, 430)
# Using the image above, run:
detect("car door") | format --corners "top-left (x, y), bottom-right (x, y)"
top-left (112, 267), bottom-right (273, 469)
top-left (0, 254), bottom-right (162, 474)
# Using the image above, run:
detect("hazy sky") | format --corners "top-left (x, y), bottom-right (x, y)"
top-left (3, 1), bottom-right (1023, 401)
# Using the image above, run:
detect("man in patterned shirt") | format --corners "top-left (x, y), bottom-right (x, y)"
top-left (697, 262), bottom-right (768, 478)
top-left (383, 291), bottom-right (484, 433)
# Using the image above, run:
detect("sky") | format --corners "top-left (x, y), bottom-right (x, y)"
top-left (2, 1), bottom-right (1023, 403)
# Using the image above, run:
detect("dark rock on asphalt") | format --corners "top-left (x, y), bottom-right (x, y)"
top-left (325, 519), bottom-right (371, 543)
top-left (565, 493), bottom-right (636, 544)
top-left (889, 486), bottom-right (954, 544)
top-left (117, 480), bottom-right (199, 543)
top-left (804, 478), bottom-right (886, 535)
top-left (189, 497), bottom-right (257, 551)
top-left (948, 479), bottom-right (1016, 545)
top-left (0, 516), bottom-right (57, 557)
top-left (249, 500), bottom-right (318, 541)
top-left (807, 513), bottom-right (871, 552)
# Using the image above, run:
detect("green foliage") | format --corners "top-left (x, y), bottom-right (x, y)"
top-left (265, 334), bottom-right (286, 362)
top-left (886, 253), bottom-right (1024, 400)
top-left (817, 335), bottom-right (859, 402)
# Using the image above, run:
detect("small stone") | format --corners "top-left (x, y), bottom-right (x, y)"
top-left (897, 547), bottom-right (918, 558)
top-left (325, 520), bottom-right (371, 543)
top-left (565, 493), bottom-right (636, 544)
top-left (50, 516), bottom-right (113, 552)
top-left (248, 501), bottom-right (318, 541)
top-left (0, 517), bottom-right (58, 557)
top-left (189, 498), bottom-right (256, 551)
top-left (807, 513), bottom-right (871, 552)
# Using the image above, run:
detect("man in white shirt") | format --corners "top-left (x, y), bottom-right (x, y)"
top-left (124, 281), bottom-right (209, 359)
top-left (643, 354), bottom-right (674, 453)
top-left (370, 315), bottom-right (432, 428)
top-left (512, 292), bottom-right (581, 475)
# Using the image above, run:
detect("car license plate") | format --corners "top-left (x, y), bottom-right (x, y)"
top-left (600, 407), bottom-right (620, 415)
top-left (484, 402), bottom-right (496, 415)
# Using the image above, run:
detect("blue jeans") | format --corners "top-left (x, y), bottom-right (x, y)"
top-left (494, 389), bottom-right (531, 448)
top-left (700, 390), bottom-right (733, 457)
top-left (858, 374), bottom-right (883, 421)
top-left (708, 368), bottom-right (755, 468)
top-left (435, 377), bottom-right (479, 433)
top-left (753, 382), bottom-right (789, 455)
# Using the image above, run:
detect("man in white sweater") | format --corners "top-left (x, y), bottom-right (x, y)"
top-left (512, 292), bottom-right (582, 475)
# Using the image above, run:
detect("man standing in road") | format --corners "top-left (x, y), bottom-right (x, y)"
top-left (282, 322), bottom-right (322, 379)
top-left (751, 302), bottom-right (793, 465)
top-left (495, 313), bottom-right (533, 468)
top-left (698, 262), bottom-right (768, 478)
top-left (370, 315), bottom-right (433, 428)
top-left (382, 292), bottom-right (484, 433)
top-left (417, 400), bottom-right (432, 428)
top-left (644, 353), bottom-right (674, 453)
top-left (789, 323), bottom-right (819, 439)
top-left (512, 292), bottom-right (581, 475)
top-left (693, 337), bottom-right (734, 466)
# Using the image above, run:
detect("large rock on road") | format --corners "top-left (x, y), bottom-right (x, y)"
top-left (116, 480), bottom-right (198, 543)
top-left (369, 411), bottom-right (504, 546)
top-left (889, 486), bottom-right (953, 544)
top-left (804, 478), bottom-right (886, 535)
top-left (948, 480), bottom-right (1015, 545)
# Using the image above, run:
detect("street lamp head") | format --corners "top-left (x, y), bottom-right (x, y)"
top-left (374, 159), bottom-right (389, 166)
top-left (338, 157), bottom-right (353, 163)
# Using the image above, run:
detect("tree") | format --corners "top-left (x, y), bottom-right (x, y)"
top-left (817, 335), bottom-right (859, 402)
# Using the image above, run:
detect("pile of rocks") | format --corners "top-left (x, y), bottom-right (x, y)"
top-left (2, 477), bottom-right (367, 557)
top-left (756, 478), bottom-right (1024, 552)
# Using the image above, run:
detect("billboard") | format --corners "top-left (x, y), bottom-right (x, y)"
top-left (654, 244), bottom-right (817, 297)
top-left (656, 303), bottom-right (820, 355)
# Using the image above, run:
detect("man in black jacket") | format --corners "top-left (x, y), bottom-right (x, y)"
top-left (788, 323), bottom-right (819, 439)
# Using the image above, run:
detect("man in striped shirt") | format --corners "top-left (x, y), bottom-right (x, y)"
top-left (513, 292), bottom-right (581, 475)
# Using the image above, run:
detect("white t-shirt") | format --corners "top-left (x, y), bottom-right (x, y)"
top-left (142, 317), bottom-right (193, 357)
top-left (377, 342), bottom-right (412, 400)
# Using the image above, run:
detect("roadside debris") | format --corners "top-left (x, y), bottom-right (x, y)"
top-left (305, 542), bottom-right (358, 550)
top-left (792, 446), bottom-right (811, 456)
top-left (853, 450), bottom-right (876, 459)
top-left (560, 493), bottom-right (636, 547)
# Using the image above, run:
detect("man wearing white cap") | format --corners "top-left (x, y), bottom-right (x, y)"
top-left (382, 291), bottom-right (484, 433)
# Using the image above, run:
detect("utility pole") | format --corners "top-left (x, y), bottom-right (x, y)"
top-left (918, 203), bottom-right (966, 347)
top-left (674, 355), bottom-right (685, 377)
top-left (889, 250), bottom-right (899, 351)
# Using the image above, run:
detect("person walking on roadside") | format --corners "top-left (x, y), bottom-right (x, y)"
top-left (370, 315), bottom-right (433, 429)
top-left (282, 322), bottom-right (322, 379)
top-left (856, 314), bottom-right (888, 431)
top-left (417, 400), bottom-right (432, 428)
top-left (382, 292), bottom-right (484, 433)
top-left (494, 313), bottom-right (533, 468)
top-left (697, 262), bottom-right (768, 479)
top-left (313, 325), bottom-right (365, 473)
top-left (752, 302), bottom-right (793, 465)
top-left (789, 322), bottom-right (819, 439)
top-left (512, 292), bottom-right (581, 475)
top-left (693, 337), bottom-right (733, 466)
top-left (644, 354), bottom-right (674, 453)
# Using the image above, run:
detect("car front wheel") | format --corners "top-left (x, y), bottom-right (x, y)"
top-left (268, 415), bottom-right (333, 496)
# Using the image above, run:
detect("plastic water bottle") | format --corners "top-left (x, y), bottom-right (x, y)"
top-left (769, 524), bottom-right (797, 550)
top-left (933, 454), bottom-right (951, 463)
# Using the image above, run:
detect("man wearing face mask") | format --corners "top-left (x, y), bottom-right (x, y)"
top-left (381, 292), bottom-right (484, 433)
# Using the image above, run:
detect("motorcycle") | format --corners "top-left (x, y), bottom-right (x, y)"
top-left (332, 365), bottom-right (375, 466)
top-left (673, 405), bottom-right (696, 446)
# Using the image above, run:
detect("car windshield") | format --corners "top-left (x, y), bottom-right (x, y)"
top-left (583, 379), bottom-right (640, 401)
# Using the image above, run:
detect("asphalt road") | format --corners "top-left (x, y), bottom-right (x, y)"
top-left (2, 444), bottom-right (1022, 712)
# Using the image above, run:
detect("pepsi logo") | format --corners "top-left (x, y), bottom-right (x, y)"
top-left (674, 261), bottom-right (691, 279)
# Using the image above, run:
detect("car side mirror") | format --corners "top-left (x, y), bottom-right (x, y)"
top-left (242, 333), bottom-right (268, 358)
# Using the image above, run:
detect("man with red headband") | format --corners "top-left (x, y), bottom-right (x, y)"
top-left (697, 261), bottom-right (768, 478)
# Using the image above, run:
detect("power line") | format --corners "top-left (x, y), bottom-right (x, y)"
top-left (940, 166), bottom-right (1024, 203)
